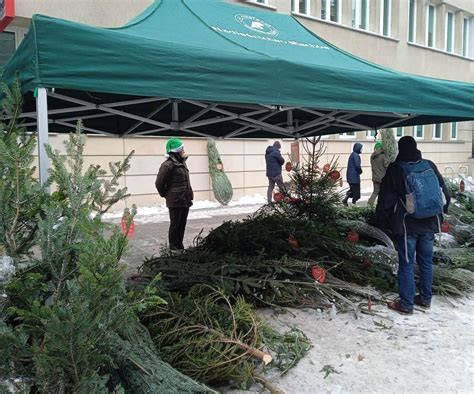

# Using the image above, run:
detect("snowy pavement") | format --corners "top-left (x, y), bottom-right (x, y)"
top-left (110, 195), bottom-right (473, 394)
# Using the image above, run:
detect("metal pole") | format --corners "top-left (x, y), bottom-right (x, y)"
top-left (36, 87), bottom-right (50, 188)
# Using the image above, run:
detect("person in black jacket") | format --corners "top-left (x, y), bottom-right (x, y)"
top-left (265, 141), bottom-right (286, 203)
top-left (376, 136), bottom-right (450, 315)
top-left (155, 138), bottom-right (194, 250)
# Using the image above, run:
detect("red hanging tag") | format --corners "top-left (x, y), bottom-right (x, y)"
top-left (311, 266), bottom-right (326, 283)
top-left (441, 221), bottom-right (450, 233)
top-left (274, 192), bottom-right (284, 202)
top-left (459, 180), bottom-right (465, 193)
top-left (121, 217), bottom-right (135, 238)
top-left (347, 231), bottom-right (359, 243)
top-left (288, 235), bottom-right (299, 249)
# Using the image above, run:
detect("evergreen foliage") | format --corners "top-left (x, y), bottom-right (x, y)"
top-left (380, 128), bottom-right (398, 167)
top-left (141, 285), bottom-right (311, 389)
top-left (0, 85), bottom-right (210, 392)
top-left (273, 138), bottom-right (341, 221)
top-left (0, 80), bottom-right (46, 258)
top-left (207, 139), bottom-right (233, 205)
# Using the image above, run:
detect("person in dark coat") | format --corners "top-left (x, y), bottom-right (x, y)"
top-left (343, 142), bottom-right (363, 205)
top-left (376, 136), bottom-right (450, 315)
top-left (265, 141), bottom-right (286, 203)
top-left (155, 138), bottom-right (194, 250)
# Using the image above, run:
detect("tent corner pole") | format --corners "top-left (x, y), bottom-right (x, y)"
top-left (36, 87), bottom-right (50, 191)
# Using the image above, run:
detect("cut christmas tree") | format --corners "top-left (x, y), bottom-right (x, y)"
top-left (208, 139), bottom-right (233, 206)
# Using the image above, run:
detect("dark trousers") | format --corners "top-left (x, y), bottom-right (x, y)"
top-left (168, 207), bottom-right (190, 250)
top-left (346, 183), bottom-right (361, 203)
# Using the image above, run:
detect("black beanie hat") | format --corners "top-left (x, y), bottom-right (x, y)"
top-left (397, 136), bottom-right (419, 161)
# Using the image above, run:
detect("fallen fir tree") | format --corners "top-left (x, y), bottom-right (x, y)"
top-left (140, 137), bottom-right (474, 310)
top-left (0, 83), bottom-right (210, 393)
top-left (140, 285), bottom-right (311, 389)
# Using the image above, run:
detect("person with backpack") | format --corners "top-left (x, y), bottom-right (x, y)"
top-left (155, 138), bottom-right (194, 250)
top-left (343, 143), bottom-right (363, 206)
top-left (376, 136), bottom-right (450, 315)
top-left (368, 141), bottom-right (388, 205)
top-left (265, 141), bottom-right (286, 203)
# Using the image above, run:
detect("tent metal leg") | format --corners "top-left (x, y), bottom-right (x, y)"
top-left (36, 87), bottom-right (50, 189)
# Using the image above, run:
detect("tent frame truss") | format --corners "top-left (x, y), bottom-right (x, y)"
top-left (3, 88), bottom-right (414, 185)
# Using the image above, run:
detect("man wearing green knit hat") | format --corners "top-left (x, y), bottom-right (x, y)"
top-left (155, 138), bottom-right (193, 250)
top-left (368, 141), bottom-right (387, 205)
top-left (166, 138), bottom-right (185, 155)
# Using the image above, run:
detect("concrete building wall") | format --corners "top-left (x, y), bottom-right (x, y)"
top-left (4, 0), bottom-right (474, 210)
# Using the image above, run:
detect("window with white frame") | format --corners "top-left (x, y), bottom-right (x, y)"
top-left (380, 0), bottom-right (391, 37)
top-left (352, 0), bottom-right (370, 30)
top-left (341, 131), bottom-right (356, 138)
top-left (408, 0), bottom-right (417, 43)
top-left (366, 130), bottom-right (376, 139)
top-left (292, 0), bottom-right (310, 14)
top-left (396, 127), bottom-right (404, 138)
top-left (414, 125), bottom-right (424, 139)
top-left (321, 0), bottom-right (340, 22)
top-left (462, 18), bottom-right (469, 57)
top-left (451, 122), bottom-right (457, 140)
top-left (445, 11), bottom-right (455, 53)
top-left (426, 4), bottom-right (436, 48)
top-left (433, 124), bottom-right (442, 140)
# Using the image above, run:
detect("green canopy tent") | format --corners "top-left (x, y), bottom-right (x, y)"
top-left (1, 0), bottom-right (473, 183)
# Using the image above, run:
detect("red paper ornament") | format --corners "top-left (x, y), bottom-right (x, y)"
top-left (285, 162), bottom-right (293, 172)
top-left (347, 231), bottom-right (359, 243)
top-left (288, 235), bottom-right (299, 249)
top-left (459, 180), bottom-right (465, 193)
top-left (121, 218), bottom-right (135, 238)
top-left (323, 164), bottom-right (331, 173)
top-left (329, 170), bottom-right (341, 181)
top-left (311, 265), bottom-right (326, 283)
top-left (441, 221), bottom-right (450, 233)
top-left (274, 192), bottom-right (284, 202)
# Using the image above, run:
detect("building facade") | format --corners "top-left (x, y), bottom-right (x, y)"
top-left (1, 0), bottom-right (473, 210)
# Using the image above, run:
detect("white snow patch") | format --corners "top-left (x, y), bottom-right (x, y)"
top-left (103, 194), bottom-right (266, 224)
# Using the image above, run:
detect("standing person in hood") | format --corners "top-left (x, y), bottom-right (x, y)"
top-left (368, 141), bottom-right (388, 205)
top-left (343, 142), bottom-right (363, 206)
top-left (155, 138), bottom-right (194, 250)
top-left (376, 136), bottom-right (450, 315)
top-left (265, 141), bottom-right (286, 203)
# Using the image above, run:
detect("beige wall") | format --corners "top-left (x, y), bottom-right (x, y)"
top-left (9, 0), bottom-right (474, 209)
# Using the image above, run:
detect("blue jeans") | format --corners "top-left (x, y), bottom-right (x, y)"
top-left (395, 233), bottom-right (434, 310)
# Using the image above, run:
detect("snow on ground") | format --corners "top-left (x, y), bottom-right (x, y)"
top-left (103, 194), bottom-right (267, 224)
top-left (253, 296), bottom-right (474, 394)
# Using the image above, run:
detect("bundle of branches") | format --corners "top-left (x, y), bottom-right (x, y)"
top-left (1, 85), bottom-right (209, 393)
top-left (434, 248), bottom-right (474, 271)
top-left (379, 128), bottom-right (398, 167)
top-left (431, 267), bottom-right (474, 297)
top-left (207, 139), bottom-right (233, 206)
top-left (141, 285), bottom-right (311, 389)
top-left (338, 205), bottom-right (377, 224)
top-left (140, 242), bottom-right (387, 313)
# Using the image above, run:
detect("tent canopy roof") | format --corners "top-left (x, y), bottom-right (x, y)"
top-left (1, 0), bottom-right (473, 138)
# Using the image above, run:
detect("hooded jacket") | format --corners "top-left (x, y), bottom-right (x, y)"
top-left (371, 149), bottom-right (387, 183)
top-left (376, 137), bottom-right (450, 236)
top-left (155, 153), bottom-right (194, 208)
top-left (346, 143), bottom-right (363, 184)
top-left (265, 145), bottom-right (285, 178)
